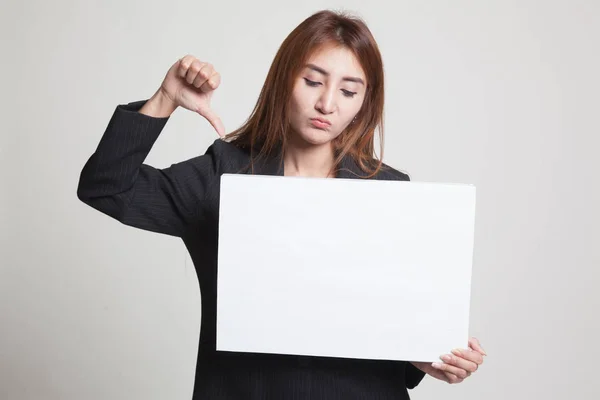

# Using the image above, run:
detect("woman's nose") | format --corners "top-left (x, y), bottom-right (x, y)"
top-left (315, 88), bottom-right (336, 114)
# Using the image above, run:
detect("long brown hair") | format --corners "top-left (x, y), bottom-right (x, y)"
top-left (225, 9), bottom-right (386, 177)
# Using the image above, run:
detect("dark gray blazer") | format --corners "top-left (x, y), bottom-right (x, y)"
top-left (77, 100), bottom-right (425, 400)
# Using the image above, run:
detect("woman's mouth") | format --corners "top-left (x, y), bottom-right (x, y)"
top-left (310, 118), bottom-right (331, 129)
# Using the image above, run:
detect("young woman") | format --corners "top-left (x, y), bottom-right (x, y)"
top-left (78, 9), bottom-right (485, 400)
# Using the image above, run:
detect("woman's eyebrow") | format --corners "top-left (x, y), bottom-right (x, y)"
top-left (305, 63), bottom-right (365, 85)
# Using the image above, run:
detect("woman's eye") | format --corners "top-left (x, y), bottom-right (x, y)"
top-left (342, 89), bottom-right (357, 98)
top-left (304, 78), bottom-right (321, 87)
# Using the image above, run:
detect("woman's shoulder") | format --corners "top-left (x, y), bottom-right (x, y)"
top-left (373, 162), bottom-right (411, 181)
top-left (208, 137), bottom-right (249, 156)
top-left (205, 138), bottom-right (253, 173)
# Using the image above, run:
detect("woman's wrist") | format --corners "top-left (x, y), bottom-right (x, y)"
top-left (139, 89), bottom-right (178, 118)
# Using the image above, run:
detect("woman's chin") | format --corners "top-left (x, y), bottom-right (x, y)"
top-left (296, 129), bottom-right (336, 147)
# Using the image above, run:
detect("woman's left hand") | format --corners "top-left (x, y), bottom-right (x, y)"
top-left (410, 337), bottom-right (486, 384)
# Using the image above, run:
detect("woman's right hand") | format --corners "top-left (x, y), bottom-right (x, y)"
top-left (157, 55), bottom-right (225, 136)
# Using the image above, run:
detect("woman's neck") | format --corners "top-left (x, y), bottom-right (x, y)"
top-left (283, 139), bottom-right (335, 178)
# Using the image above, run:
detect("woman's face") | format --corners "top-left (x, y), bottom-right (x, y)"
top-left (288, 45), bottom-right (367, 147)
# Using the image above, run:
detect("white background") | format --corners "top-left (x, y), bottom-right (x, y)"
top-left (1, 0), bottom-right (598, 399)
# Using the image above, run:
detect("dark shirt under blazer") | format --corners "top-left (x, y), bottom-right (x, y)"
top-left (77, 100), bottom-right (426, 399)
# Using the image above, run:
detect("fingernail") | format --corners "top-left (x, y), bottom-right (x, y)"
top-left (432, 362), bottom-right (442, 369)
top-left (473, 337), bottom-right (487, 355)
top-left (441, 355), bottom-right (452, 362)
top-left (451, 348), bottom-right (462, 356)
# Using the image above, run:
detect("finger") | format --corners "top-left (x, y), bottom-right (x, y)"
top-left (185, 59), bottom-right (206, 85)
top-left (431, 363), bottom-right (467, 384)
top-left (178, 55), bottom-right (197, 78)
top-left (452, 348), bottom-right (484, 366)
top-left (185, 59), bottom-right (205, 85)
top-left (443, 371), bottom-right (464, 385)
top-left (199, 72), bottom-right (221, 93)
top-left (432, 360), bottom-right (471, 380)
top-left (192, 64), bottom-right (214, 89)
top-left (426, 367), bottom-right (451, 383)
top-left (469, 337), bottom-right (487, 356)
top-left (442, 352), bottom-right (479, 373)
top-left (200, 108), bottom-right (225, 137)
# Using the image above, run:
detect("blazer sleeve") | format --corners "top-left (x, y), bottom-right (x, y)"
top-left (405, 362), bottom-right (427, 389)
top-left (77, 99), bottom-right (220, 237)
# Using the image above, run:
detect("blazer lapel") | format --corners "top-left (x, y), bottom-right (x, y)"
top-left (336, 154), bottom-right (368, 179)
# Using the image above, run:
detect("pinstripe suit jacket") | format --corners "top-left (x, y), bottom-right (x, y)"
top-left (77, 99), bottom-right (426, 399)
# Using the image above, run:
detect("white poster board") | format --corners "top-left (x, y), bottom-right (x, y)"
top-left (216, 174), bottom-right (476, 362)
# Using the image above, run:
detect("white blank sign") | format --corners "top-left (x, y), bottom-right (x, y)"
top-left (216, 174), bottom-right (476, 363)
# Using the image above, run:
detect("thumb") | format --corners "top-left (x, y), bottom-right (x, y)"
top-left (199, 107), bottom-right (225, 137)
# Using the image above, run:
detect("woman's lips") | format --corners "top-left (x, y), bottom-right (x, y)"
top-left (310, 118), bottom-right (331, 129)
